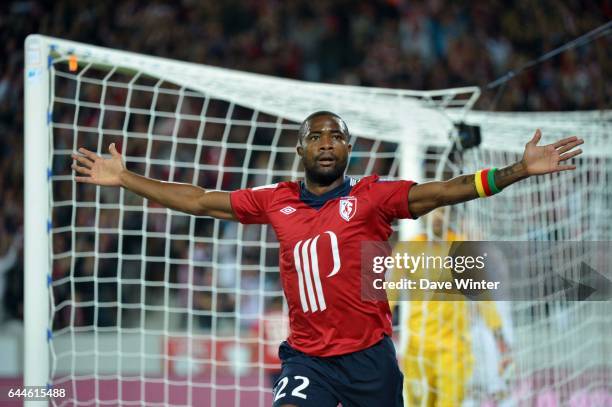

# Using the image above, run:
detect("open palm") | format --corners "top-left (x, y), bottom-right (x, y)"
top-left (71, 143), bottom-right (125, 186)
top-left (522, 129), bottom-right (584, 176)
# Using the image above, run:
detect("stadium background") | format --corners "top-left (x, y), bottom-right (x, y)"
top-left (0, 0), bottom-right (610, 405)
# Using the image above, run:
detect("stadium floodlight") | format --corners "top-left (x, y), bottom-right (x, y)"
top-left (25, 34), bottom-right (611, 406)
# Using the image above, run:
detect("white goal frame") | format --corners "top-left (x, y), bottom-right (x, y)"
top-left (24, 35), bottom-right (51, 406)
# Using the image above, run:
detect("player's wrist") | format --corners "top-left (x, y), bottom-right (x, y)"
top-left (474, 168), bottom-right (503, 197)
top-left (517, 159), bottom-right (532, 177)
top-left (490, 161), bottom-right (529, 191)
top-left (117, 168), bottom-right (129, 188)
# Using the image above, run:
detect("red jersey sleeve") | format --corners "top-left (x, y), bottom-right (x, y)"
top-left (230, 184), bottom-right (277, 224)
top-left (372, 180), bottom-right (418, 221)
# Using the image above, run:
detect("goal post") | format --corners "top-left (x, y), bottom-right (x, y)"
top-left (24, 34), bottom-right (51, 406)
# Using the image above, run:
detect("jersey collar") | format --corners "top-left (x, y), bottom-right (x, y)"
top-left (299, 176), bottom-right (354, 210)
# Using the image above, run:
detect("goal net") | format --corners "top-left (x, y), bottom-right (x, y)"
top-left (24, 35), bottom-right (610, 406)
top-left (456, 110), bottom-right (611, 406)
top-left (411, 110), bottom-right (612, 406)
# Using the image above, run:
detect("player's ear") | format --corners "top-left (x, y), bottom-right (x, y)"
top-left (297, 144), bottom-right (304, 157)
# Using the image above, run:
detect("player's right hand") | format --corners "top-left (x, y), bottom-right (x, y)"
top-left (71, 143), bottom-right (125, 186)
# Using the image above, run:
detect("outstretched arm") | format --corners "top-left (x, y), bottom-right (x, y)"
top-left (408, 130), bottom-right (584, 218)
top-left (72, 143), bottom-right (237, 220)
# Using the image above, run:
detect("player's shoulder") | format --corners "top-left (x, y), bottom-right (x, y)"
top-left (352, 174), bottom-right (404, 191)
top-left (350, 174), bottom-right (378, 190)
top-left (252, 180), bottom-right (298, 190)
top-left (352, 175), bottom-right (417, 206)
top-left (248, 180), bottom-right (300, 196)
top-left (250, 182), bottom-right (281, 191)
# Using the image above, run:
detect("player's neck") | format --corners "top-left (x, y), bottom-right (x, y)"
top-left (303, 176), bottom-right (346, 196)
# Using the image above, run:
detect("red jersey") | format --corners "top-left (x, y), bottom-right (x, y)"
top-left (230, 174), bottom-right (416, 356)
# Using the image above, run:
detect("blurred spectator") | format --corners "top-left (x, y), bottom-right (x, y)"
top-left (0, 233), bottom-right (21, 323)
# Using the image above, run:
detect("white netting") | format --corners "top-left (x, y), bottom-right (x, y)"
top-left (41, 38), bottom-right (478, 406)
top-left (27, 36), bottom-right (610, 406)
top-left (416, 110), bottom-right (611, 406)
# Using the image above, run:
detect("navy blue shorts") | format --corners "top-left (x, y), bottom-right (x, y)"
top-left (271, 336), bottom-right (403, 407)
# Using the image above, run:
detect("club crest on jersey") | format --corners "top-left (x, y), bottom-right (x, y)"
top-left (339, 197), bottom-right (357, 221)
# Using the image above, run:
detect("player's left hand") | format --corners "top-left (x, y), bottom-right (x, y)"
top-left (522, 129), bottom-right (584, 175)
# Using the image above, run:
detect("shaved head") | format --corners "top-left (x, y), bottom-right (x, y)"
top-left (298, 111), bottom-right (349, 145)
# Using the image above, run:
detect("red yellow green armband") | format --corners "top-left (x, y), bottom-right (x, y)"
top-left (475, 168), bottom-right (502, 197)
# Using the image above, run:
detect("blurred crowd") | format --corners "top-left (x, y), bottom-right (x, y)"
top-left (0, 0), bottom-right (610, 327)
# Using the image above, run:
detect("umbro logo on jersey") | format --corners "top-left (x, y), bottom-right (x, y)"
top-left (280, 206), bottom-right (296, 215)
top-left (339, 197), bottom-right (357, 221)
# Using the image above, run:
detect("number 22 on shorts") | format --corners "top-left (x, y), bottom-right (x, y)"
top-left (273, 376), bottom-right (310, 401)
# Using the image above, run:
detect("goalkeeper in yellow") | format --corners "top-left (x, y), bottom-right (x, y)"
top-left (388, 209), bottom-right (511, 407)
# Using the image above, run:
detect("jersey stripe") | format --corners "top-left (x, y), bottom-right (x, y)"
top-left (325, 231), bottom-right (341, 277)
top-left (301, 238), bottom-right (319, 312)
top-left (293, 241), bottom-right (309, 313)
top-left (309, 235), bottom-right (327, 311)
top-left (252, 183), bottom-right (278, 190)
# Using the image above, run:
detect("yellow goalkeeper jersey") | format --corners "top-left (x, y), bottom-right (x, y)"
top-left (388, 231), bottom-right (502, 351)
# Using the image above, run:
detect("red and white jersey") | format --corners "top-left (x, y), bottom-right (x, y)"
top-left (230, 175), bottom-right (416, 356)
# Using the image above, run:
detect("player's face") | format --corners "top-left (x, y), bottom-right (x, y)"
top-left (298, 115), bottom-right (352, 186)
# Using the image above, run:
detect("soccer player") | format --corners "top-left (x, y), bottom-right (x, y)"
top-left (388, 208), bottom-right (511, 406)
top-left (71, 111), bottom-right (583, 407)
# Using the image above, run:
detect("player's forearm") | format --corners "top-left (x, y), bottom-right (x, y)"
top-left (437, 161), bottom-right (529, 207)
top-left (410, 161), bottom-right (532, 217)
top-left (493, 161), bottom-right (529, 189)
top-left (438, 175), bottom-right (473, 205)
top-left (118, 169), bottom-right (204, 215)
